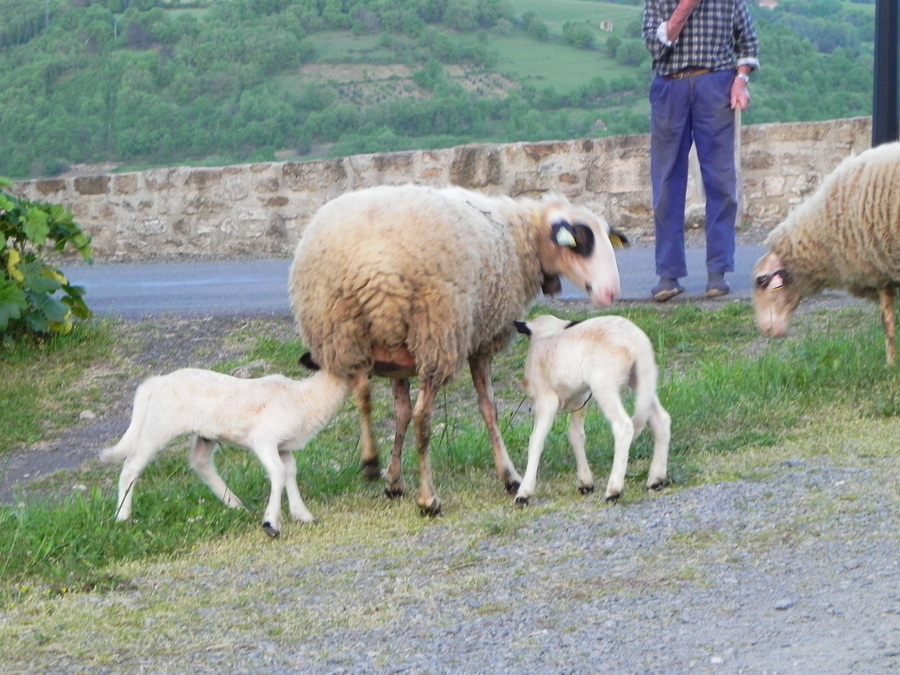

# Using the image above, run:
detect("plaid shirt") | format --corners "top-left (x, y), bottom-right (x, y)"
top-left (642, 0), bottom-right (760, 76)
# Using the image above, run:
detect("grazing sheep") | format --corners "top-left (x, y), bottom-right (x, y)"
top-left (512, 314), bottom-right (670, 505)
top-left (289, 184), bottom-right (624, 515)
top-left (752, 142), bottom-right (900, 364)
top-left (100, 368), bottom-right (352, 537)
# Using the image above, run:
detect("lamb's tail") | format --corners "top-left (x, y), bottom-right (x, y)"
top-left (630, 354), bottom-right (659, 438)
top-left (99, 378), bottom-right (157, 463)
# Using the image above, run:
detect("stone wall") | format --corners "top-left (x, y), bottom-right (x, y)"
top-left (12, 117), bottom-right (873, 261)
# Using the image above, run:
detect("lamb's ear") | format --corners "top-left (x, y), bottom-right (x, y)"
top-left (513, 320), bottom-right (531, 336)
top-left (608, 229), bottom-right (629, 248)
top-left (299, 352), bottom-right (321, 371)
top-left (541, 273), bottom-right (562, 296)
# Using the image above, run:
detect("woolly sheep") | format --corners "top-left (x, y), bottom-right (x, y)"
top-left (289, 184), bottom-right (625, 515)
top-left (752, 142), bottom-right (900, 364)
top-left (100, 368), bottom-right (352, 537)
top-left (512, 314), bottom-right (670, 505)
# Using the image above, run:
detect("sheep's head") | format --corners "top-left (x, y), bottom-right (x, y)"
top-left (751, 252), bottom-right (802, 337)
top-left (538, 202), bottom-right (626, 307)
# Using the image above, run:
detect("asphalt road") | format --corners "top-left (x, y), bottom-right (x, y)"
top-left (61, 245), bottom-right (768, 319)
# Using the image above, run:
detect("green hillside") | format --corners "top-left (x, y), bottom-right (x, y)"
top-left (0, 0), bottom-right (876, 179)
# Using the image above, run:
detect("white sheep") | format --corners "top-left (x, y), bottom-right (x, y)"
top-left (512, 314), bottom-right (670, 505)
top-left (289, 184), bottom-right (625, 515)
top-left (99, 368), bottom-right (352, 537)
top-left (752, 142), bottom-right (900, 364)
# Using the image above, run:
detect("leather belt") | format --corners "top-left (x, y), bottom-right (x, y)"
top-left (666, 68), bottom-right (712, 80)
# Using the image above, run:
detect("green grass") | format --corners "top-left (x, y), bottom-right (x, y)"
top-left (0, 323), bottom-right (117, 455)
top-left (2, 299), bottom-right (899, 602)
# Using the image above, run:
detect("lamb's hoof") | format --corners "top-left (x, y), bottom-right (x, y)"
top-left (647, 479), bottom-right (669, 492)
top-left (604, 493), bottom-right (620, 504)
top-left (505, 480), bottom-right (521, 495)
top-left (514, 496), bottom-right (529, 507)
top-left (262, 522), bottom-right (280, 538)
top-left (384, 487), bottom-right (404, 500)
top-left (361, 459), bottom-right (381, 482)
top-left (578, 485), bottom-right (595, 495)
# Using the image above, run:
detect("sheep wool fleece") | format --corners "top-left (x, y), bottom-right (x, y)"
top-left (289, 185), bottom-right (581, 385)
top-left (765, 141), bottom-right (900, 298)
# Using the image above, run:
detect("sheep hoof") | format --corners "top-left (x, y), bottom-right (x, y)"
top-left (578, 485), bottom-right (595, 495)
top-left (514, 496), bottom-right (530, 507)
top-left (262, 522), bottom-right (280, 538)
top-left (648, 479), bottom-right (669, 492)
top-left (604, 493), bottom-right (620, 504)
top-left (418, 498), bottom-right (442, 517)
top-left (384, 487), bottom-right (405, 500)
top-left (505, 480), bottom-right (521, 495)
top-left (361, 458), bottom-right (381, 482)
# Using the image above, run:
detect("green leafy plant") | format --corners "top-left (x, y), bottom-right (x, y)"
top-left (0, 178), bottom-right (93, 342)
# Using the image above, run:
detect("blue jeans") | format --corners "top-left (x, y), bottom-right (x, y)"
top-left (650, 70), bottom-right (737, 279)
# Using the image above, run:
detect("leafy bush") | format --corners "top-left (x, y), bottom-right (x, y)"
top-left (0, 179), bottom-right (93, 342)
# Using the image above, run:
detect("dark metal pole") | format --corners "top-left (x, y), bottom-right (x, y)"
top-left (872, 0), bottom-right (899, 146)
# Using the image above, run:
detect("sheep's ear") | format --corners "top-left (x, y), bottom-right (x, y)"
top-left (608, 229), bottom-right (629, 248)
top-left (299, 352), bottom-right (321, 371)
top-left (551, 222), bottom-right (594, 257)
top-left (513, 320), bottom-right (531, 336)
top-left (541, 273), bottom-right (562, 296)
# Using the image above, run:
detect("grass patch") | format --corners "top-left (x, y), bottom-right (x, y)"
top-left (1, 299), bottom-right (898, 603)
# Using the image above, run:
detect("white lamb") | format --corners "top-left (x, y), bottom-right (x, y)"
top-left (753, 141), bottom-right (900, 364)
top-left (99, 368), bottom-right (352, 537)
top-left (512, 314), bottom-right (670, 505)
top-left (289, 184), bottom-right (625, 515)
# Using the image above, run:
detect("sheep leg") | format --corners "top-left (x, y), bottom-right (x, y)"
top-left (515, 395), bottom-right (558, 506)
top-left (469, 355), bottom-right (522, 493)
top-left (646, 397), bottom-right (671, 491)
top-left (279, 450), bottom-right (316, 524)
top-left (595, 394), bottom-right (635, 502)
top-left (189, 436), bottom-right (246, 511)
top-left (353, 380), bottom-right (381, 481)
top-left (383, 378), bottom-right (412, 499)
top-left (879, 287), bottom-right (896, 365)
top-left (253, 443), bottom-right (289, 537)
top-left (413, 379), bottom-right (441, 516)
top-left (113, 433), bottom-right (172, 521)
top-left (568, 407), bottom-right (595, 495)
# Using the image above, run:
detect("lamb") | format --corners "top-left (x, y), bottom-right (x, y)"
top-left (99, 367), bottom-right (352, 537)
top-left (288, 184), bottom-right (625, 515)
top-left (512, 314), bottom-right (670, 505)
top-left (752, 142), bottom-right (900, 364)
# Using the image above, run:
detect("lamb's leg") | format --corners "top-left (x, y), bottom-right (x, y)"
top-left (568, 406), bottom-right (595, 495)
top-left (113, 434), bottom-right (170, 521)
top-left (469, 355), bottom-right (521, 494)
top-left (189, 436), bottom-right (246, 511)
top-left (253, 443), bottom-right (289, 537)
top-left (515, 395), bottom-right (558, 506)
top-left (353, 380), bottom-right (381, 481)
top-left (879, 287), bottom-right (896, 365)
top-left (413, 379), bottom-right (440, 516)
top-left (594, 393), bottom-right (634, 502)
top-left (646, 397), bottom-right (671, 491)
top-left (279, 450), bottom-right (316, 524)
top-left (383, 378), bottom-right (412, 499)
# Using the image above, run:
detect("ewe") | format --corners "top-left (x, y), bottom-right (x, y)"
top-left (289, 184), bottom-right (624, 515)
top-left (100, 368), bottom-right (351, 537)
top-left (753, 141), bottom-right (900, 363)
top-left (513, 314), bottom-right (670, 505)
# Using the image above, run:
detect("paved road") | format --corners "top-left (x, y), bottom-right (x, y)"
top-left (61, 245), bottom-right (768, 319)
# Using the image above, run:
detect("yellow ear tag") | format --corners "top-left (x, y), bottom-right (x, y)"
top-left (555, 227), bottom-right (577, 248)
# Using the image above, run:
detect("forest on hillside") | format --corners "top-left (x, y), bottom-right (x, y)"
top-left (0, 0), bottom-right (878, 179)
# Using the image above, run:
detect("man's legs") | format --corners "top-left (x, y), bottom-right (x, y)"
top-left (650, 74), bottom-right (694, 291)
top-left (692, 70), bottom-right (738, 295)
